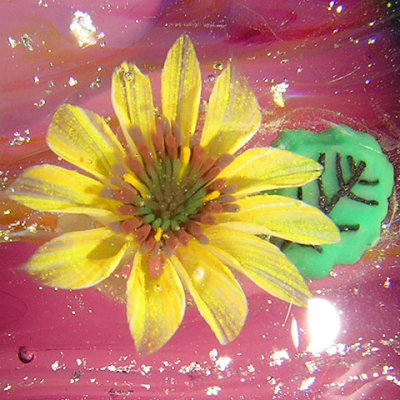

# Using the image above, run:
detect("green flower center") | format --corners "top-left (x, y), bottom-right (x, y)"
top-left (135, 158), bottom-right (206, 232)
top-left (111, 119), bottom-right (239, 258)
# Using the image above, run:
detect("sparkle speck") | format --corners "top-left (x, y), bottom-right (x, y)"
top-left (269, 349), bottom-right (290, 366)
top-left (384, 277), bottom-right (391, 288)
top-left (8, 36), bottom-right (18, 48)
top-left (8, 129), bottom-right (31, 146)
top-left (209, 348), bottom-right (218, 361)
top-left (271, 81), bottom-right (290, 108)
top-left (299, 376), bottom-right (316, 391)
top-left (21, 34), bottom-right (34, 51)
top-left (68, 77), bottom-right (78, 87)
top-left (215, 356), bottom-right (232, 371)
top-left (51, 360), bottom-right (61, 371)
top-left (70, 10), bottom-right (103, 48)
top-left (34, 99), bottom-right (46, 108)
top-left (206, 386), bottom-right (221, 396)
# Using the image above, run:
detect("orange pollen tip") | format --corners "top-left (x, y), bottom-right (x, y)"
top-left (199, 157), bottom-right (215, 176)
top-left (120, 218), bottom-right (143, 234)
top-left (149, 255), bottom-right (164, 279)
top-left (208, 179), bottom-right (226, 191)
top-left (152, 132), bottom-right (165, 158)
top-left (165, 132), bottom-right (178, 160)
top-left (190, 144), bottom-right (205, 171)
top-left (144, 236), bottom-right (157, 252)
top-left (118, 204), bottom-right (137, 216)
top-left (135, 224), bottom-right (152, 243)
top-left (203, 166), bottom-right (221, 183)
top-left (197, 235), bottom-right (209, 244)
top-left (126, 155), bottom-right (147, 180)
top-left (136, 141), bottom-right (154, 167)
top-left (218, 194), bottom-right (236, 203)
top-left (186, 221), bottom-right (203, 238)
top-left (221, 184), bottom-right (238, 194)
top-left (204, 201), bottom-right (224, 213)
top-left (223, 203), bottom-right (240, 213)
top-left (199, 214), bottom-right (216, 224)
top-left (215, 153), bottom-right (235, 169)
top-left (171, 121), bottom-right (182, 147)
top-left (128, 125), bottom-right (145, 143)
top-left (164, 233), bottom-right (177, 251)
top-left (113, 187), bottom-right (137, 202)
top-left (176, 229), bottom-right (190, 246)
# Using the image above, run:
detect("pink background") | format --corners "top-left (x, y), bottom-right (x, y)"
top-left (1, 1), bottom-right (399, 398)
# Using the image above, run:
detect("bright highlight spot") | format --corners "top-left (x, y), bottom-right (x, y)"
top-left (307, 298), bottom-right (340, 354)
top-left (271, 82), bottom-right (290, 108)
top-left (291, 317), bottom-right (300, 349)
top-left (70, 10), bottom-right (104, 48)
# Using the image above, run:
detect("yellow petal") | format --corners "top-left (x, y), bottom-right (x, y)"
top-left (171, 240), bottom-right (247, 345)
top-left (218, 195), bottom-right (341, 245)
top-left (200, 63), bottom-right (261, 157)
top-left (112, 62), bottom-right (156, 154)
top-left (126, 253), bottom-right (185, 354)
top-left (205, 226), bottom-right (311, 306)
top-left (25, 228), bottom-right (128, 289)
top-left (9, 164), bottom-right (118, 219)
top-left (48, 104), bottom-right (126, 181)
top-left (218, 148), bottom-right (323, 197)
top-left (161, 34), bottom-right (201, 146)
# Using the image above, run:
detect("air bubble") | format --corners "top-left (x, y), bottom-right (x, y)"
top-left (18, 346), bottom-right (35, 364)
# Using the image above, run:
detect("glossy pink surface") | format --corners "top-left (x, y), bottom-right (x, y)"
top-left (1, 1), bottom-right (399, 399)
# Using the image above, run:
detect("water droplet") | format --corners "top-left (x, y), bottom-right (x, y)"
top-left (193, 267), bottom-right (205, 282)
top-left (18, 346), bottom-right (35, 363)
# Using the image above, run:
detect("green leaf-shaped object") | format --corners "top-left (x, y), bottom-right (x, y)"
top-left (273, 125), bottom-right (394, 279)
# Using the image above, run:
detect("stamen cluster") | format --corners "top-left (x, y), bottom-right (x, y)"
top-left (108, 117), bottom-right (239, 272)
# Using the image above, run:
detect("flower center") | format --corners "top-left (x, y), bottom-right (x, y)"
top-left (109, 118), bottom-right (239, 266)
top-left (135, 157), bottom-right (208, 231)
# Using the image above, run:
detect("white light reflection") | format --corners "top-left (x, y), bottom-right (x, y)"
top-left (307, 298), bottom-right (340, 354)
top-left (291, 317), bottom-right (300, 349)
top-left (69, 10), bottom-right (104, 48)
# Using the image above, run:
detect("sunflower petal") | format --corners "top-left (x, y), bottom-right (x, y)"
top-left (9, 164), bottom-right (118, 219)
top-left (161, 34), bottom-right (201, 145)
top-left (112, 62), bottom-right (156, 153)
top-left (218, 148), bottom-right (322, 197)
top-left (200, 64), bottom-right (261, 157)
top-left (218, 195), bottom-right (340, 245)
top-left (48, 104), bottom-right (126, 180)
top-left (126, 253), bottom-right (185, 354)
top-left (205, 226), bottom-right (311, 306)
top-left (25, 228), bottom-right (128, 289)
top-left (171, 240), bottom-right (247, 345)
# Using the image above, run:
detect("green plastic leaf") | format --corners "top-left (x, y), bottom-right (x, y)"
top-left (273, 125), bottom-right (394, 279)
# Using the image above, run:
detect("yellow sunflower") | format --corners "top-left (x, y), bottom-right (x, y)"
top-left (9, 35), bottom-right (340, 354)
